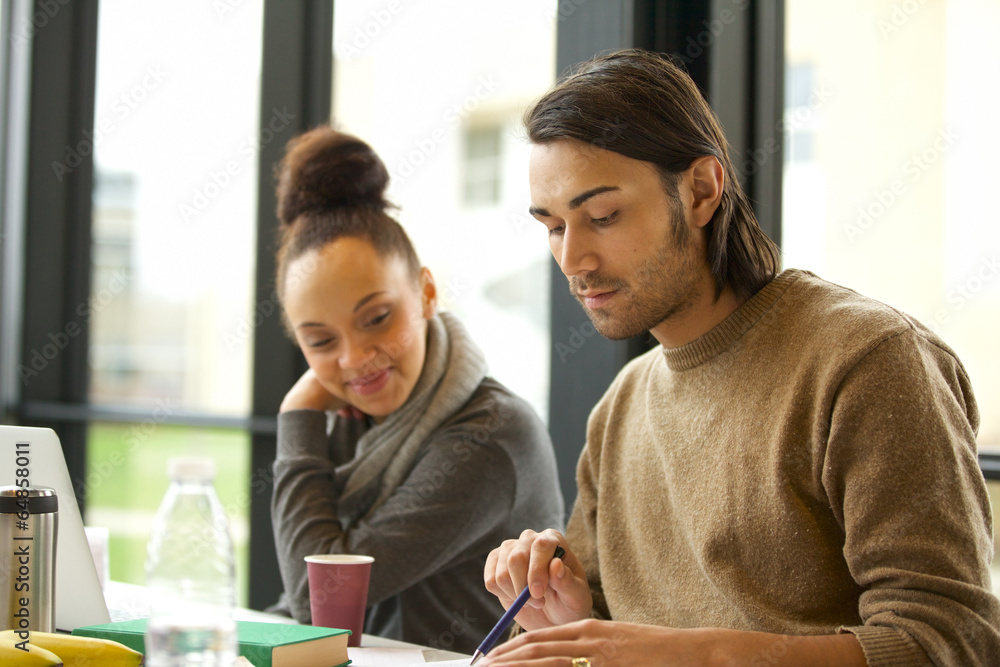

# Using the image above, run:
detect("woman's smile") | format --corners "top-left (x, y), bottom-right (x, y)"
top-left (347, 368), bottom-right (392, 396)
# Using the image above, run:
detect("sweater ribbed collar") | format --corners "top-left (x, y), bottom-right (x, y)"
top-left (660, 269), bottom-right (802, 371)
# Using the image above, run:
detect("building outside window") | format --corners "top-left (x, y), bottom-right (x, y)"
top-left (331, 0), bottom-right (557, 420)
top-left (84, 0), bottom-right (265, 604)
top-left (783, 0), bottom-right (1000, 592)
top-left (463, 125), bottom-right (504, 207)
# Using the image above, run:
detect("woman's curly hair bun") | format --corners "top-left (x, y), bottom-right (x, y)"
top-left (275, 126), bottom-right (390, 227)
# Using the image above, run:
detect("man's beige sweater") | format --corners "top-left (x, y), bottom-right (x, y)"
top-left (566, 269), bottom-right (1000, 665)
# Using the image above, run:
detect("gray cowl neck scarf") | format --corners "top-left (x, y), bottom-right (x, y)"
top-left (335, 311), bottom-right (487, 525)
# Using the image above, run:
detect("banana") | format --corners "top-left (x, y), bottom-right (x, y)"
top-left (0, 630), bottom-right (143, 667)
top-left (0, 632), bottom-right (63, 666)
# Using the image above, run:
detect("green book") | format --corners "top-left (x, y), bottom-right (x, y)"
top-left (72, 618), bottom-right (350, 667)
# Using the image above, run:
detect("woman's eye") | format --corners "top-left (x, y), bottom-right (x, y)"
top-left (308, 337), bottom-right (335, 349)
top-left (367, 312), bottom-right (390, 327)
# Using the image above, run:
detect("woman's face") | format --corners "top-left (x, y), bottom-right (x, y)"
top-left (282, 236), bottom-right (435, 419)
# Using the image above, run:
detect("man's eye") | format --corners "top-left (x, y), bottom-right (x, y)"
top-left (590, 211), bottom-right (619, 226)
top-left (547, 225), bottom-right (565, 236)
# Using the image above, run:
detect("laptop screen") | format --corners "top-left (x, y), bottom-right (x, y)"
top-left (0, 425), bottom-right (112, 630)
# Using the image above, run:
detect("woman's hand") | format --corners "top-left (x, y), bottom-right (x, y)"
top-left (484, 529), bottom-right (593, 632)
top-left (280, 368), bottom-right (364, 419)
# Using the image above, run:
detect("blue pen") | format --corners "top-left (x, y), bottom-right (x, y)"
top-left (470, 545), bottom-right (566, 665)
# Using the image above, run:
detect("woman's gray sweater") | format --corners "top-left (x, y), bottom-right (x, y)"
top-left (270, 377), bottom-right (564, 653)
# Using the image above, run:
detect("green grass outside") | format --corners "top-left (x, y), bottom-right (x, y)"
top-left (84, 423), bottom-right (1000, 606)
top-left (85, 422), bottom-right (251, 607)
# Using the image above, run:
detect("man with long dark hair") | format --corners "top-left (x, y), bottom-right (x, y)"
top-left (482, 50), bottom-right (999, 666)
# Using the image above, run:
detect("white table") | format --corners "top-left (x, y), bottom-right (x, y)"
top-left (105, 581), bottom-right (468, 662)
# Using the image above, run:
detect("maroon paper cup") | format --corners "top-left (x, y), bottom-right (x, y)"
top-left (305, 554), bottom-right (374, 647)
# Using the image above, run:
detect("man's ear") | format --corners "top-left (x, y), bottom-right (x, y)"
top-left (419, 267), bottom-right (437, 318)
top-left (687, 156), bottom-right (724, 229)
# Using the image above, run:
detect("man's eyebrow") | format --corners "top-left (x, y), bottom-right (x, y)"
top-left (569, 186), bottom-right (620, 209)
top-left (528, 186), bottom-right (621, 218)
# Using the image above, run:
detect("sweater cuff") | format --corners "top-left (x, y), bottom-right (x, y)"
top-left (276, 409), bottom-right (330, 459)
top-left (838, 625), bottom-right (931, 666)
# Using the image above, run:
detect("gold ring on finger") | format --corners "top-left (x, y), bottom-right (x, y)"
top-left (571, 659), bottom-right (591, 667)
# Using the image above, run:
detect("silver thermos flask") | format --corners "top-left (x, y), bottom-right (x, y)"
top-left (0, 486), bottom-right (57, 632)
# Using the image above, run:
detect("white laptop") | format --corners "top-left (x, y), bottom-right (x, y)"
top-left (0, 425), bottom-right (112, 630)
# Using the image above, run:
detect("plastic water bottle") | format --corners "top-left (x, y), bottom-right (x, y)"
top-left (145, 457), bottom-right (238, 666)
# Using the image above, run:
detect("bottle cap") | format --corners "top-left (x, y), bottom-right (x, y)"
top-left (167, 456), bottom-right (216, 482)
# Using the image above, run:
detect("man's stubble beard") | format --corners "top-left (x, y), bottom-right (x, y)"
top-left (571, 201), bottom-right (703, 341)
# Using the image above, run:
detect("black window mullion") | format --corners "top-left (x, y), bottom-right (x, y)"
top-left (548, 1), bottom-right (785, 512)
top-left (981, 454), bottom-right (1000, 481)
top-left (20, 0), bottom-right (100, 510)
top-left (248, 0), bottom-right (333, 611)
top-left (547, 0), bottom-right (650, 518)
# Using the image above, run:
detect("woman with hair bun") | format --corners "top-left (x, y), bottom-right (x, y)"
top-left (268, 126), bottom-right (564, 652)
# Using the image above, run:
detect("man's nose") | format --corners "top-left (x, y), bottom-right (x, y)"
top-left (557, 223), bottom-right (599, 277)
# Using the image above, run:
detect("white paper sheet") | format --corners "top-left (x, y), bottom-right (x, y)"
top-left (347, 646), bottom-right (472, 666)
top-left (347, 647), bottom-right (427, 666)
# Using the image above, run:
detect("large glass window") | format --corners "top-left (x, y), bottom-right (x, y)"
top-left (331, 0), bottom-right (556, 420)
top-left (784, 0), bottom-right (1000, 593)
top-left (85, 0), bottom-right (265, 604)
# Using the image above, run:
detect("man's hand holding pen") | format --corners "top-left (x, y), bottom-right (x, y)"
top-left (484, 528), bottom-right (593, 631)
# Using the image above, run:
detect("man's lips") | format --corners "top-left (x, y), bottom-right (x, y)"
top-left (579, 290), bottom-right (617, 309)
top-left (346, 369), bottom-right (391, 396)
